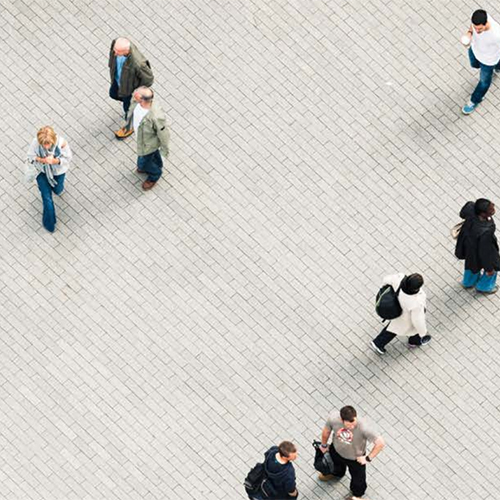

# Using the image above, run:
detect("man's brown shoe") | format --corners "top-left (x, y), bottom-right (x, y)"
top-left (142, 180), bottom-right (157, 191)
top-left (114, 127), bottom-right (134, 139)
top-left (318, 473), bottom-right (336, 481)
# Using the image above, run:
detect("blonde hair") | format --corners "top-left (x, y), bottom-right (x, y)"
top-left (37, 126), bottom-right (57, 147)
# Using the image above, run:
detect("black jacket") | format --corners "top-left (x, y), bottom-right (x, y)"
top-left (455, 201), bottom-right (500, 272)
top-left (263, 447), bottom-right (296, 499)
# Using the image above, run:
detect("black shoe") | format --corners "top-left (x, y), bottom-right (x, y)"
top-left (477, 286), bottom-right (498, 294)
top-left (370, 341), bottom-right (386, 355)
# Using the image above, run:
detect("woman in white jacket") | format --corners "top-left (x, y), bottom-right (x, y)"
top-left (371, 273), bottom-right (432, 354)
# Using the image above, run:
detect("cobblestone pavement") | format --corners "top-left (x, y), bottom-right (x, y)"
top-left (2, 0), bottom-right (500, 499)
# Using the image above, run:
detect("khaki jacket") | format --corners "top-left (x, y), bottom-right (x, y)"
top-left (126, 101), bottom-right (170, 157)
top-left (108, 41), bottom-right (154, 97)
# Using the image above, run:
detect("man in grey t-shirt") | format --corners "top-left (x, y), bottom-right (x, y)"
top-left (318, 405), bottom-right (385, 499)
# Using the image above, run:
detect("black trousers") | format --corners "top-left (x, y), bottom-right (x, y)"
top-left (329, 446), bottom-right (367, 497)
top-left (373, 326), bottom-right (423, 349)
top-left (109, 80), bottom-right (132, 116)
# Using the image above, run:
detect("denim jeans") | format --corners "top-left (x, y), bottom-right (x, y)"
top-left (468, 48), bottom-right (500, 104)
top-left (137, 149), bottom-right (163, 182)
top-left (109, 80), bottom-right (132, 117)
top-left (36, 172), bottom-right (65, 232)
top-left (463, 269), bottom-right (497, 292)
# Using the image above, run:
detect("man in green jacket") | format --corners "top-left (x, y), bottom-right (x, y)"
top-left (109, 38), bottom-right (154, 134)
top-left (117, 86), bottom-right (170, 191)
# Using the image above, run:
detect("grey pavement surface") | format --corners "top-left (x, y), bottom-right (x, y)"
top-left (1, 0), bottom-right (500, 498)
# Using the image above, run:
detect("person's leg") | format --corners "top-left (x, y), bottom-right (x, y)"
top-left (471, 64), bottom-right (495, 104)
top-left (138, 150), bottom-right (163, 182)
top-left (372, 327), bottom-right (397, 349)
top-left (476, 271), bottom-right (498, 292)
top-left (329, 446), bottom-right (347, 478)
top-left (469, 47), bottom-right (481, 69)
top-left (122, 95), bottom-right (132, 118)
top-left (462, 269), bottom-right (480, 288)
top-left (52, 174), bottom-right (66, 196)
top-left (36, 173), bottom-right (56, 232)
top-left (347, 461), bottom-right (367, 498)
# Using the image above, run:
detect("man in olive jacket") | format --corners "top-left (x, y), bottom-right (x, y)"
top-left (455, 198), bottom-right (500, 293)
top-left (109, 37), bottom-right (154, 134)
top-left (118, 86), bottom-right (170, 191)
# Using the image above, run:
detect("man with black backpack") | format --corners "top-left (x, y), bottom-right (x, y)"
top-left (244, 441), bottom-right (299, 499)
top-left (371, 273), bottom-right (431, 354)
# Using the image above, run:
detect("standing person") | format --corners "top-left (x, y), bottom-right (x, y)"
top-left (455, 199), bottom-right (500, 293)
top-left (462, 10), bottom-right (500, 114)
top-left (117, 86), bottom-right (170, 191)
top-left (245, 441), bottom-right (298, 499)
top-left (26, 126), bottom-right (72, 233)
top-left (318, 406), bottom-right (384, 500)
top-left (371, 273), bottom-right (431, 354)
top-left (109, 37), bottom-right (154, 135)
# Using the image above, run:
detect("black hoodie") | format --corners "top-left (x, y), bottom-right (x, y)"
top-left (263, 446), bottom-right (296, 498)
top-left (456, 201), bottom-right (500, 273)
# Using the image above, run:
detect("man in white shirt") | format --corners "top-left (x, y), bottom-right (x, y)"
top-left (462, 9), bottom-right (500, 114)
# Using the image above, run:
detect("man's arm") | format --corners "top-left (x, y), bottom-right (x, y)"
top-left (156, 116), bottom-right (170, 157)
top-left (138, 61), bottom-right (154, 87)
top-left (357, 436), bottom-right (385, 465)
top-left (320, 426), bottom-right (332, 453)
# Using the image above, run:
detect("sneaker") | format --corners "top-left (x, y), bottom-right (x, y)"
top-left (477, 286), bottom-right (498, 294)
top-left (420, 335), bottom-right (432, 346)
top-left (462, 101), bottom-right (478, 114)
top-left (370, 341), bottom-right (386, 355)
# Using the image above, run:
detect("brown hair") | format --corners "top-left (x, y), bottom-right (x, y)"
top-left (340, 405), bottom-right (357, 422)
top-left (37, 126), bottom-right (57, 148)
top-left (278, 441), bottom-right (297, 458)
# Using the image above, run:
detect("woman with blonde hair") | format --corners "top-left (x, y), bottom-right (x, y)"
top-left (26, 126), bottom-right (72, 232)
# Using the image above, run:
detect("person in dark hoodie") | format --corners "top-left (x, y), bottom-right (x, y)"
top-left (455, 198), bottom-right (500, 294)
top-left (247, 441), bottom-right (298, 499)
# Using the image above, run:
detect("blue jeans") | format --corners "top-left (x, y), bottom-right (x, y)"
top-left (469, 48), bottom-right (500, 104)
top-left (137, 150), bottom-right (163, 182)
top-left (463, 269), bottom-right (498, 292)
top-left (36, 172), bottom-right (65, 232)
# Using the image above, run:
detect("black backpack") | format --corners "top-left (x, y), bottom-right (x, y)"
top-left (244, 462), bottom-right (278, 499)
top-left (375, 280), bottom-right (403, 320)
top-left (244, 462), bottom-right (266, 493)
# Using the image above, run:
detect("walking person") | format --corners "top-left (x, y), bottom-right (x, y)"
top-left (26, 126), bottom-right (73, 233)
top-left (109, 37), bottom-right (154, 136)
top-left (462, 9), bottom-right (500, 114)
top-left (371, 273), bottom-right (431, 354)
top-left (455, 199), bottom-right (500, 293)
top-left (117, 86), bottom-right (170, 191)
top-left (318, 406), bottom-right (384, 500)
top-left (245, 441), bottom-right (298, 499)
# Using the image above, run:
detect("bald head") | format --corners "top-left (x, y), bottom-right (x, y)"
top-left (114, 38), bottom-right (131, 56)
top-left (133, 86), bottom-right (154, 106)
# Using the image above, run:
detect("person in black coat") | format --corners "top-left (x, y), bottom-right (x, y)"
top-left (455, 198), bottom-right (500, 293)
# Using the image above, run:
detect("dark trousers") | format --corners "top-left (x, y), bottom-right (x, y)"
top-left (137, 150), bottom-right (163, 182)
top-left (109, 80), bottom-right (132, 117)
top-left (36, 172), bottom-right (65, 232)
top-left (373, 326), bottom-right (423, 349)
top-left (329, 446), bottom-right (366, 497)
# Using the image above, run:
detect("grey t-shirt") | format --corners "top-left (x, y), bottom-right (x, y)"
top-left (325, 416), bottom-right (379, 460)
